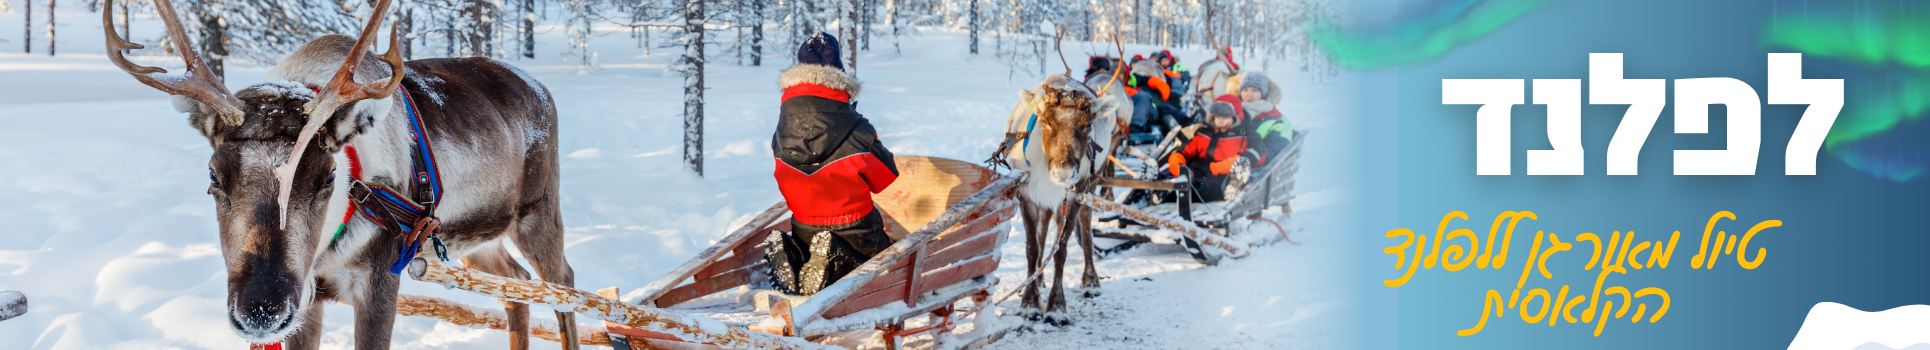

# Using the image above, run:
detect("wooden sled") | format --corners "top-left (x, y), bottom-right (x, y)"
top-left (600, 156), bottom-right (1022, 350)
top-left (401, 156), bottom-right (1021, 350)
top-left (1089, 130), bottom-right (1306, 264)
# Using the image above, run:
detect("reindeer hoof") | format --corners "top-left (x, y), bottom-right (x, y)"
top-left (1081, 289), bottom-right (1103, 298)
top-left (1017, 307), bottom-right (1044, 322)
top-left (1043, 312), bottom-right (1073, 327)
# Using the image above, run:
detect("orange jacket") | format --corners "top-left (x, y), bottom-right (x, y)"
top-left (1168, 127), bottom-right (1250, 177)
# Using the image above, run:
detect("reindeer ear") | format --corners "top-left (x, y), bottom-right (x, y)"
top-left (176, 95), bottom-right (225, 140)
top-left (1017, 89), bottom-right (1035, 102)
top-left (1092, 97), bottom-right (1125, 121)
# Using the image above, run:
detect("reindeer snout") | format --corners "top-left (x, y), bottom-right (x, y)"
top-left (229, 296), bottom-right (297, 341)
top-left (228, 253), bottom-right (302, 341)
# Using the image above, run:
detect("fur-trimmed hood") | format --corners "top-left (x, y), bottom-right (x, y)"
top-left (1130, 60), bottom-right (1164, 77)
top-left (780, 64), bottom-right (863, 100)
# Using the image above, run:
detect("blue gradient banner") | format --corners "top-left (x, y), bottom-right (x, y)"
top-left (1340, 0), bottom-right (1930, 348)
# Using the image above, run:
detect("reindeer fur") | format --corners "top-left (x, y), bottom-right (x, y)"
top-left (181, 35), bottom-right (575, 350)
top-left (1002, 74), bottom-right (1123, 325)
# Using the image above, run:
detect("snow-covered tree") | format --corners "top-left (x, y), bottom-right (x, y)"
top-left (20, 0), bottom-right (30, 54)
top-left (678, 0), bottom-right (705, 175)
top-left (43, 0), bottom-right (51, 55)
top-left (124, 0), bottom-right (364, 78)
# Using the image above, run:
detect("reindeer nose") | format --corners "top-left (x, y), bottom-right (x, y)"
top-left (229, 296), bottom-right (297, 340)
top-left (229, 252), bottom-right (300, 341)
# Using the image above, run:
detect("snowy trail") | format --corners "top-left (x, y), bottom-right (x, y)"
top-left (1, 8), bottom-right (1359, 350)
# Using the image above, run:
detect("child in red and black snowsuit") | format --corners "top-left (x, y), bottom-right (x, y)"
top-left (768, 32), bottom-right (899, 296)
top-left (1165, 94), bottom-right (1256, 202)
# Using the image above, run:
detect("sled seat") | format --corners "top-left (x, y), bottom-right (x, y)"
top-left (603, 156), bottom-right (1019, 350)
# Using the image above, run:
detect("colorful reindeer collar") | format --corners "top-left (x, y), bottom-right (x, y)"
top-left (338, 87), bottom-right (449, 274)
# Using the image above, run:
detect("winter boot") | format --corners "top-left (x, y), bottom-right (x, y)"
top-left (798, 231), bottom-right (836, 295)
top-left (765, 230), bottom-right (804, 294)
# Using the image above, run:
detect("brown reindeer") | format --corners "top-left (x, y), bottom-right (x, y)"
top-left (103, 0), bottom-right (576, 349)
top-left (1000, 74), bottom-right (1123, 325)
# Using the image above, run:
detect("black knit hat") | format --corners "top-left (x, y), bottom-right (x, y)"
top-left (797, 32), bottom-right (844, 71)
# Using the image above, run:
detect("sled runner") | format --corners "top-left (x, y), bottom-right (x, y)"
top-left (402, 156), bottom-right (1022, 350)
top-left (1090, 130), bottom-right (1306, 264)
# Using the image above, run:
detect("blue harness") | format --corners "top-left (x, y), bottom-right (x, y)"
top-left (344, 87), bottom-right (449, 274)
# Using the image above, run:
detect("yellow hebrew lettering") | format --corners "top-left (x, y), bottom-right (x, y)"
top-left (1737, 219), bottom-right (1778, 269)
top-left (1691, 211), bottom-right (1736, 269)
top-left (1458, 289), bottom-right (1506, 336)
top-left (1481, 211), bottom-right (1536, 269)
top-left (1383, 228), bottom-right (1419, 287)
top-left (1429, 212), bottom-right (1469, 269)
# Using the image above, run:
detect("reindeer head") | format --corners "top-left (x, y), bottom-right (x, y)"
top-left (104, 0), bottom-right (402, 342)
top-left (1022, 75), bottom-right (1117, 186)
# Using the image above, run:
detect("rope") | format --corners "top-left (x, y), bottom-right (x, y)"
top-left (1250, 215), bottom-right (1298, 245)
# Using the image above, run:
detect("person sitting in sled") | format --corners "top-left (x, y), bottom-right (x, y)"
top-left (1164, 94), bottom-right (1258, 202)
top-left (767, 32), bottom-right (900, 296)
top-left (1150, 49), bottom-right (1191, 103)
top-left (1235, 71), bottom-right (1292, 165)
top-left (1126, 56), bottom-right (1188, 134)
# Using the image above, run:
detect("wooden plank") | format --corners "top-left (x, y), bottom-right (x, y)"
top-left (823, 247), bottom-right (999, 319)
top-left (395, 293), bottom-right (610, 346)
top-left (827, 227), bottom-right (1000, 317)
top-left (922, 232), bottom-right (999, 272)
top-left (846, 262), bottom-right (912, 301)
top-left (798, 277), bottom-right (996, 337)
top-left (928, 200), bottom-right (1015, 252)
top-left (1093, 229), bottom-right (1156, 242)
top-left (912, 255), bottom-right (1000, 298)
top-left (697, 248), bottom-right (766, 282)
top-left (1078, 193), bottom-right (1249, 258)
top-left (787, 174), bottom-right (1020, 329)
top-left (1101, 177), bottom-right (1186, 190)
top-left (603, 323), bottom-right (705, 344)
top-left (636, 202), bottom-right (790, 308)
top-left (657, 262), bottom-right (766, 308)
top-left (406, 259), bottom-right (837, 350)
top-left (823, 276), bottom-right (910, 318)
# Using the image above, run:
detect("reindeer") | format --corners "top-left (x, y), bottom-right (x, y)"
top-left (102, 0), bottom-right (577, 349)
top-left (998, 73), bottom-right (1125, 326)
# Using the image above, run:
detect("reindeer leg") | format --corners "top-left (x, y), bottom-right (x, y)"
top-left (1046, 204), bottom-right (1075, 327)
top-left (511, 206), bottom-right (580, 350)
top-left (1017, 202), bottom-right (1044, 321)
top-left (463, 243), bottom-right (535, 350)
top-left (354, 252), bottom-right (402, 350)
top-left (513, 123), bottom-right (581, 350)
top-left (1077, 204), bottom-right (1103, 297)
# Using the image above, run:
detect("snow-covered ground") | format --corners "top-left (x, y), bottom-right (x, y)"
top-left (0, 7), bottom-right (1362, 350)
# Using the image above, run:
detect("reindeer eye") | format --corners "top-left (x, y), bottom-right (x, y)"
top-left (323, 172), bottom-right (336, 188)
top-left (209, 167), bottom-right (220, 187)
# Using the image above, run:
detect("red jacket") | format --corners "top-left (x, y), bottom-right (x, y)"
top-left (1169, 95), bottom-right (1252, 177)
top-left (773, 82), bottom-right (899, 226)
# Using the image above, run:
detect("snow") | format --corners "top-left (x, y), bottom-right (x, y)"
top-left (0, 6), bottom-right (1362, 350)
top-left (0, 290), bottom-right (25, 321)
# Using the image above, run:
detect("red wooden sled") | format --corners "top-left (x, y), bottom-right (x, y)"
top-left (602, 156), bottom-right (1021, 350)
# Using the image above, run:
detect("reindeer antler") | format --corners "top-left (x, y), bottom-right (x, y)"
top-left (1052, 25), bottom-right (1096, 94)
top-left (276, 0), bottom-right (405, 228)
top-left (1095, 27), bottom-right (1128, 99)
top-left (103, 0), bottom-right (243, 125)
